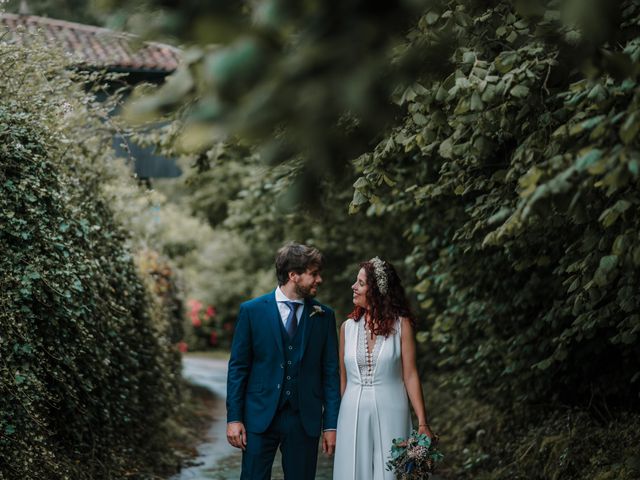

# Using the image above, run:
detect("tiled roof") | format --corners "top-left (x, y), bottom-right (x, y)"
top-left (0, 13), bottom-right (180, 73)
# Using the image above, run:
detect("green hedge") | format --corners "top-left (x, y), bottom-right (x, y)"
top-left (0, 44), bottom-right (182, 478)
top-left (426, 373), bottom-right (640, 480)
top-left (351, 0), bottom-right (640, 409)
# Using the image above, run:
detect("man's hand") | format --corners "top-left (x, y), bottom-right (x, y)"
top-left (227, 422), bottom-right (247, 450)
top-left (322, 430), bottom-right (336, 457)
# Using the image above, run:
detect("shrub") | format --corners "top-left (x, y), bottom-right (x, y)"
top-left (352, 0), bottom-right (640, 409)
top-left (0, 40), bottom-right (182, 478)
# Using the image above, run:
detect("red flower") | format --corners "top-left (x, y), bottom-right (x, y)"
top-left (188, 299), bottom-right (204, 327)
top-left (205, 305), bottom-right (216, 318)
top-left (177, 341), bottom-right (188, 353)
top-left (188, 299), bottom-right (203, 315)
top-left (210, 331), bottom-right (218, 346)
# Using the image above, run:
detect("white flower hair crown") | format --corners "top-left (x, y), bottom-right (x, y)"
top-left (370, 256), bottom-right (388, 295)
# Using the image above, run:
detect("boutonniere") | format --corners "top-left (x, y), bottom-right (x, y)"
top-left (309, 305), bottom-right (324, 318)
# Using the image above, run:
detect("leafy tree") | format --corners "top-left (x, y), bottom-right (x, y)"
top-left (158, 141), bottom-right (414, 321)
top-left (113, 0), bottom-right (640, 405)
top-left (113, 0), bottom-right (452, 199)
top-left (349, 0), bottom-right (640, 409)
top-left (103, 0), bottom-right (640, 477)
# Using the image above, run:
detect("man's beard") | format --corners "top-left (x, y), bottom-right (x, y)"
top-left (295, 282), bottom-right (316, 299)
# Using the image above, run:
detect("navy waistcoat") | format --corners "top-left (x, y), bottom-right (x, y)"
top-left (278, 317), bottom-right (304, 411)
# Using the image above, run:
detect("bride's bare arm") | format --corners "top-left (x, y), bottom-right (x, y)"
top-left (339, 321), bottom-right (346, 396)
top-left (400, 317), bottom-right (433, 437)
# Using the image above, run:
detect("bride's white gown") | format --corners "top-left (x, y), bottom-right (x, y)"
top-left (333, 318), bottom-right (412, 480)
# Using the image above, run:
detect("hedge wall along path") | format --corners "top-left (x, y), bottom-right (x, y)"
top-left (0, 107), bottom-right (180, 478)
top-left (351, 1), bottom-right (640, 409)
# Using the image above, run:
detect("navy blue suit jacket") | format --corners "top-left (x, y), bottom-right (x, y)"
top-left (226, 291), bottom-right (340, 437)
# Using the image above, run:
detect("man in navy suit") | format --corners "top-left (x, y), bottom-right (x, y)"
top-left (226, 243), bottom-right (340, 479)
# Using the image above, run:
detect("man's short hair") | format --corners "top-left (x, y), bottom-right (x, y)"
top-left (275, 242), bottom-right (323, 285)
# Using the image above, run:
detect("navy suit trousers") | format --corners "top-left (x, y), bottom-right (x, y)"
top-left (241, 405), bottom-right (320, 480)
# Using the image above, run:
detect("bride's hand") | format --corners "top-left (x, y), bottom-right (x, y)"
top-left (418, 424), bottom-right (435, 439)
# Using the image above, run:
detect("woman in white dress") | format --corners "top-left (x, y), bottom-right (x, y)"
top-left (333, 257), bottom-right (434, 480)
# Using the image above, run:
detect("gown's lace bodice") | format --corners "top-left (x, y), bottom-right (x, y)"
top-left (355, 317), bottom-right (384, 385)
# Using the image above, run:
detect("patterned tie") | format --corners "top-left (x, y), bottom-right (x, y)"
top-left (283, 301), bottom-right (300, 338)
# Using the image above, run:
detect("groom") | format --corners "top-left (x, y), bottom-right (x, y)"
top-left (226, 242), bottom-right (340, 479)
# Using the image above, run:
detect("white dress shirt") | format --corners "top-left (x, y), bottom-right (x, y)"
top-left (275, 286), bottom-right (304, 327)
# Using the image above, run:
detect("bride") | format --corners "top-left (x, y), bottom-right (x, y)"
top-left (333, 257), bottom-right (434, 480)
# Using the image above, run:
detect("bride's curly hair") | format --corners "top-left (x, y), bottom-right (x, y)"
top-left (348, 259), bottom-right (416, 337)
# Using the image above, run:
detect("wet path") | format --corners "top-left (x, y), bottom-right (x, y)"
top-left (171, 356), bottom-right (334, 479)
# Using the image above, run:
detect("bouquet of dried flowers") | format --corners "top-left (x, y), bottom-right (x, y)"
top-left (386, 430), bottom-right (443, 479)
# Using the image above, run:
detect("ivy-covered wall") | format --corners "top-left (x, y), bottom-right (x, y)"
top-left (0, 44), bottom-right (182, 478)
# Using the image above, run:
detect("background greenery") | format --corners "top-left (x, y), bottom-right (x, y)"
top-left (0, 40), bottom-right (185, 478)
top-left (2, 0), bottom-right (102, 24)
top-left (110, 0), bottom-right (640, 478)
top-left (2, 0), bottom-right (640, 478)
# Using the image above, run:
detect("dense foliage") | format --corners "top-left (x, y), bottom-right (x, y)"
top-left (120, 0), bottom-right (640, 407)
top-left (116, 0), bottom-right (442, 200)
top-left (351, 0), bottom-right (640, 408)
top-left (160, 149), bottom-right (413, 319)
top-left (99, 0), bottom-right (640, 477)
top-left (0, 43), bottom-right (183, 478)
